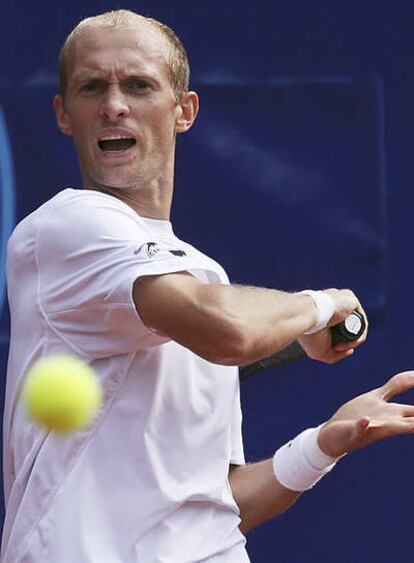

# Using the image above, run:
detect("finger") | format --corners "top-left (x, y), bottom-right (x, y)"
top-left (384, 402), bottom-right (414, 417)
top-left (335, 418), bottom-right (370, 454)
top-left (325, 289), bottom-right (360, 323)
top-left (355, 304), bottom-right (368, 328)
top-left (325, 349), bottom-right (354, 364)
top-left (379, 403), bottom-right (413, 417)
top-left (333, 340), bottom-right (359, 353)
top-left (367, 418), bottom-right (414, 436)
top-left (401, 416), bottom-right (414, 430)
top-left (318, 419), bottom-right (362, 456)
top-left (380, 371), bottom-right (414, 401)
top-left (341, 418), bottom-right (370, 450)
top-left (403, 406), bottom-right (414, 417)
top-left (344, 333), bottom-right (367, 351)
top-left (357, 416), bottom-right (370, 430)
top-left (346, 290), bottom-right (360, 312)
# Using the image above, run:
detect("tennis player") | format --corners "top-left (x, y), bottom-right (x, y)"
top-left (3, 10), bottom-right (414, 563)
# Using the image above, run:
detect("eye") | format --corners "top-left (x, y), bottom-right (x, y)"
top-left (80, 79), bottom-right (106, 94)
top-left (124, 78), bottom-right (150, 92)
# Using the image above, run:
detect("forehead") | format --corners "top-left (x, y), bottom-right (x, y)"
top-left (66, 23), bottom-right (170, 81)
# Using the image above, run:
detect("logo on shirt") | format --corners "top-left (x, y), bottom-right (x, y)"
top-left (134, 243), bottom-right (187, 259)
top-left (168, 249), bottom-right (187, 257)
top-left (135, 242), bottom-right (160, 259)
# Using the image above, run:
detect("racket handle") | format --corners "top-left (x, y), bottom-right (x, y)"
top-left (239, 341), bottom-right (305, 381)
top-left (331, 311), bottom-right (366, 345)
top-left (240, 311), bottom-right (367, 382)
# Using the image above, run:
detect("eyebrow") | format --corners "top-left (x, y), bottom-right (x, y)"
top-left (71, 69), bottom-right (162, 87)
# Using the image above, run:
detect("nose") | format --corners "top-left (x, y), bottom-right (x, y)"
top-left (100, 84), bottom-right (130, 120)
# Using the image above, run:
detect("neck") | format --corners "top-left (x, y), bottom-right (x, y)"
top-left (83, 172), bottom-right (174, 220)
top-left (89, 183), bottom-right (173, 220)
top-left (81, 145), bottom-right (177, 219)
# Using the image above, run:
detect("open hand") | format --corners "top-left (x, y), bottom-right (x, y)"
top-left (318, 371), bottom-right (414, 457)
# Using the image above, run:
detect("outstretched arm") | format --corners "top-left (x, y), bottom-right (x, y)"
top-left (229, 371), bottom-right (414, 533)
top-left (134, 272), bottom-right (366, 366)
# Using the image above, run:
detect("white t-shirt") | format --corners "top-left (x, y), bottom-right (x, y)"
top-left (2, 189), bottom-right (249, 563)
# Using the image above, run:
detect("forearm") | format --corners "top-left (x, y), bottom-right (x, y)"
top-left (230, 426), bottom-right (342, 533)
top-left (194, 283), bottom-right (318, 364)
top-left (135, 273), bottom-right (318, 365)
top-left (229, 460), bottom-right (301, 533)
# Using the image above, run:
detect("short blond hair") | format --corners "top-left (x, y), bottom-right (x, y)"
top-left (59, 9), bottom-right (190, 101)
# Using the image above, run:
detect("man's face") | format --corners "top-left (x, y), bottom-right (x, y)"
top-left (54, 23), bottom-right (184, 190)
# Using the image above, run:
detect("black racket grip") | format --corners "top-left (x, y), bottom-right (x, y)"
top-left (240, 311), bottom-right (366, 382)
top-left (331, 311), bottom-right (366, 345)
top-left (239, 341), bottom-right (305, 381)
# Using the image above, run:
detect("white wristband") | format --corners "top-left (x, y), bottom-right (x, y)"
top-left (272, 426), bottom-right (340, 492)
top-left (301, 290), bottom-right (335, 334)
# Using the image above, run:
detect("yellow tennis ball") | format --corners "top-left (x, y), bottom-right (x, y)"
top-left (22, 355), bottom-right (102, 433)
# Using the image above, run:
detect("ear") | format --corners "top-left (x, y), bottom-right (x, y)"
top-left (175, 91), bottom-right (199, 133)
top-left (53, 95), bottom-right (73, 136)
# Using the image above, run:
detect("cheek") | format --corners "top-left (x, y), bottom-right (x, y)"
top-left (72, 130), bottom-right (91, 153)
top-left (144, 101), bottom-right (179, 136)
top-left (69, 117), bottom-right (94, 146)
top-left (153, 113), bottom-right (178, 142)
top-left (71, 127), bottom-right (95, 165)
top-left (65, 100), bottom-right (95, 134)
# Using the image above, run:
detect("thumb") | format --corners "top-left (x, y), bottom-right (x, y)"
top-left (319, 418), bottom-right (370, 457)
top-left (356, 417), bottom-right (370, 431)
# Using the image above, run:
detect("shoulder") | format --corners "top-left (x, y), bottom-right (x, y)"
top-left (47, 189), bottom-right (145, 230)
top-left (38, 189), bottom-right (151, 248)
top-left (8, 189), bottom-right (152, 263)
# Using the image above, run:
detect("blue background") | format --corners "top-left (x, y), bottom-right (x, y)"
top-left (1, 1), bottom-right (414, 561)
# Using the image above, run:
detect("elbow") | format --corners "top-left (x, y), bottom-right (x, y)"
top-left (200, 319), bottom-right (254, 366)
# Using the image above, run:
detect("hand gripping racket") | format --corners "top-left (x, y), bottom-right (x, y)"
top-left (239, 311), bottom-right (366, 382)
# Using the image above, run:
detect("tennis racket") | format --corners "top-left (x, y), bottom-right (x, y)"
top-left (239, 311), bottom-right (366, 382)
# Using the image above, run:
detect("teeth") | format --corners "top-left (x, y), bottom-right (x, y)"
top-left (100, 135), bottom-right (133, 141)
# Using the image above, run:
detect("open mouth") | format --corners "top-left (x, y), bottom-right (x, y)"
top-left (98, 137), bottom-right (136, 152)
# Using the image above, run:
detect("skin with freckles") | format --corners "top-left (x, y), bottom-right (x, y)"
top-left (53, 21), bottom-right (198, 220)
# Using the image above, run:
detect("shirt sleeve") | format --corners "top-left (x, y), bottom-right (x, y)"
top-left (36, 195), bottom-right (212, 358)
